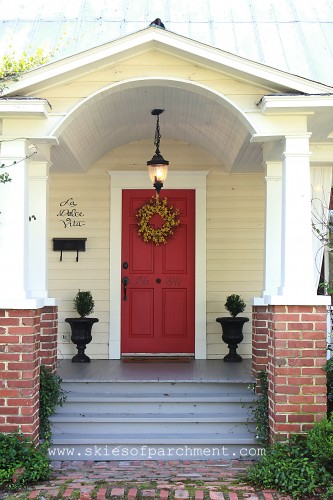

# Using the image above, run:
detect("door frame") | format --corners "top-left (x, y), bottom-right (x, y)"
top-left (108, 170), bottom-right (208, 359)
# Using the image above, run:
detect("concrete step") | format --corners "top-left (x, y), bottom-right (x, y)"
top-left (49, 432), bottom-right (263, 461)
top-left (61, 381), bottom-right (254, 395)
top-left (57, 394), bottom-right (255, 414)
top-left (51, 419), bottom-right (255, 434)
top-left (50, 378), bottom-right (259, 460)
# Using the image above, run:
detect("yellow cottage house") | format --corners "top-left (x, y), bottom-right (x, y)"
top-left (0, 4), bottom-right (332, 459)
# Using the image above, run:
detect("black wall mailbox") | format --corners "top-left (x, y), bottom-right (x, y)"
top-left (52, 238), bottom-right (87, 262)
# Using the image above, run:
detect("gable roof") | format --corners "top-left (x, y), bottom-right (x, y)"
top-left (4, 27), bottom-right (333, 97)
top-left (2, 26), bottom-right (333, 174)
top-left (1, 0), bottom-right (333, 86)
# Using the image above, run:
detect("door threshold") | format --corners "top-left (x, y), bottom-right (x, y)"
top-left (121, 353), bottom-right (194, 363)
top-left (122, 353), bottom-right (194, 357)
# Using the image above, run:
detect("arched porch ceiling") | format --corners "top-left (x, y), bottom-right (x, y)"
top-left (51, 80), bottom-right (262, 173)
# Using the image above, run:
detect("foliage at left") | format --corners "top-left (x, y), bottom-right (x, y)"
top-left (39, 365), bottom-right (66, 445)
top-left (0, 46), bottom-right (54, 89)
top-left (0, 46), bottom-right (56, 183)
top-left (0, 366), bottom-right (66, 491)
top-left (0, 433), bottom-right (50, 491)
top-left (0, 167), bottom-right (11, 185)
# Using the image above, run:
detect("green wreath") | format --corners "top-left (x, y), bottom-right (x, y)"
top-left (136, 197), bottom-right (180, 245)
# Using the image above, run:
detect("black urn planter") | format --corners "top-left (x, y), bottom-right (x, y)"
top-left (216, 316), bottom-right (249, 362)
top-left (65, 317), bottom-right (99, 363)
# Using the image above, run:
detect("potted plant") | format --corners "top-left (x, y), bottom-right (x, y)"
top-left (216, 294), bottom-right (249, 362)
top-left (65, 290), bottom-right (99, 363)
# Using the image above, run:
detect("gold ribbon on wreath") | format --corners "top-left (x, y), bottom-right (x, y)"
top-left (136, 197), bottom-right (180, 245)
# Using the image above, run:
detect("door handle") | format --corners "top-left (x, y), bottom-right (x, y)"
top-left (122, 276), bottom-right (129, 301)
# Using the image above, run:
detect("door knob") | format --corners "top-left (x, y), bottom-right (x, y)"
top-left (156, 278), bottom-right (161, 284)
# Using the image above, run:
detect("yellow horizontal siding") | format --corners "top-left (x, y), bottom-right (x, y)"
top-left (207, 260), bottom-right (263, 271)
top-left (48, 158), bottom-right (111, 358)
top-left (206, 169), bottom-right (264, 358)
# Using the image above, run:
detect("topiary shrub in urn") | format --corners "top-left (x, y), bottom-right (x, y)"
top-left (65, 290), bottom-right (99, 363)
top-left (216, 294), bottom-right (248, 362)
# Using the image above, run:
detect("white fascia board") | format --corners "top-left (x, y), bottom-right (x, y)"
top-left (4, 28), bottom-right (333, 97)
top-left (0, 99), bottom-right (50, 118)
top-left (259, 94), bottom-right (333, 114)
top-left (251, 132), bottom-right (312, 142)
top-left (151, 32), bottom-right (333, 95)
top-left (0, 135), bottom-right (58, 145)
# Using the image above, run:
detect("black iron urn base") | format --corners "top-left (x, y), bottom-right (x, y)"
top-left (65, 317), bottom-right (99, 363)
top-left (216, 316), bottom-right (249, 362)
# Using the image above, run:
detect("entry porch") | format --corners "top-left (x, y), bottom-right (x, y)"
top-left (49, 359), bottom-right (259, 461)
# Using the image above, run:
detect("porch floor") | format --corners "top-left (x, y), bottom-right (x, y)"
top-left (56, 358), bottom-right (254, 383)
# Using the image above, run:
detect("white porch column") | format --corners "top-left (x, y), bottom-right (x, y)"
top-left (277, 135), bottom-right (325, 303)
top-left (262, 162), bottom-right (282, 298)
top-left (28, 161), bottom-right (50, 298)
top-left (0, 139), bottom-right (30, 300)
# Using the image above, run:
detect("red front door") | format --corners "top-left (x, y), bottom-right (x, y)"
top-left (121, 189), bottom-right (195, 355)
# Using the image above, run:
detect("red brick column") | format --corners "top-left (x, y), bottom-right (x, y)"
top-left (267, 305), bottom-right (327, 441)
top-left (40, 306), bottom-right (58, 373)
top-left (0, 309), bottom-right (42, 442)
top-left (252, 305), bottom-right (270, 376)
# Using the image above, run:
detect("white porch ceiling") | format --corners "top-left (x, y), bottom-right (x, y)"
top-left (52, 84), bottom-right (263, 173)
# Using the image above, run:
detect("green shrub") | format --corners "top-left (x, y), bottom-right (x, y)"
top-left (324, 356), bottom-right (333, 416)
top-left (0, 367), bottom-right (66, 491)
top-left (306, 415), bottom-right (333, 468)
top-left (224, 294), bottom-right (246, 317)
top-left (73, 290), bottom-right (94, 317)
top-left (248, 370), bottom-right (270, 446)
top-left (39, 365), bottom-right (66, 445)
top-left (0, 433), bottom-right (50, 490)
top-left (246, 436), bottom-right (332, 499)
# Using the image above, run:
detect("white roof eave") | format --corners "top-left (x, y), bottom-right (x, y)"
top-left (0, 98), bottom-right (50, 118)
top-left (259, 94), bottom-right (333, 114)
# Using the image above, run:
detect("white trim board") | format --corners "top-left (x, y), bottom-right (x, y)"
top-left (108, 170), bottom-right (208, 359)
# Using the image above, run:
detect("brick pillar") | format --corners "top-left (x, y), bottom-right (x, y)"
top-left (0, 308), bottom-right (42, 442)
top-left (267, 305), bottom-right (327, 441)
top-left (252, 305), bottom-right (270, 376)
top-left (40, 306), bottom-right (58, 373)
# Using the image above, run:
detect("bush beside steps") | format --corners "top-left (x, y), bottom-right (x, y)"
top-left (246, 415), bottom-right (333, 499)
top-left (0, 365), bottom-right (65, 491)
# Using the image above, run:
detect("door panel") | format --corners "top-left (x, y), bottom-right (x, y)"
top-left (162, 289), bottom-right (187, 337)
top-left (129, 288), bottom-right (153, 337)
top-left (121, 189), bottom-right (195, 355)
top-left (163, 226), bottom-right (187, 272)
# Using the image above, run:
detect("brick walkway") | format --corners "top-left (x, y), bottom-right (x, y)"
top-left (0, 460), bottom-right (291, 499)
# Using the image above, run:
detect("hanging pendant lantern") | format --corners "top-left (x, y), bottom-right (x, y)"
top-left (147, 109), bottom-right (169, 196)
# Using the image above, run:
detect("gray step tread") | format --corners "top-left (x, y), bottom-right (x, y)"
top-left (62, 379), bottom-right (254, 385)
top-left (63, 393), bottom-right (255, 403)
top-left (51, 432), bottom-right (258, 445)
top-left (51, 411), bottom-right (253, 423)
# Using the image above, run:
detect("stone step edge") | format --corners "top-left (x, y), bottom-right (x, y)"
top-left (50, 433), bottom-right (259, 445)
top-left (51, 414), bottom-right (254, 423)
top-left (62, 394), bottom-right (256, 403)
top-left (61, 379), bottom-right (255, 384)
